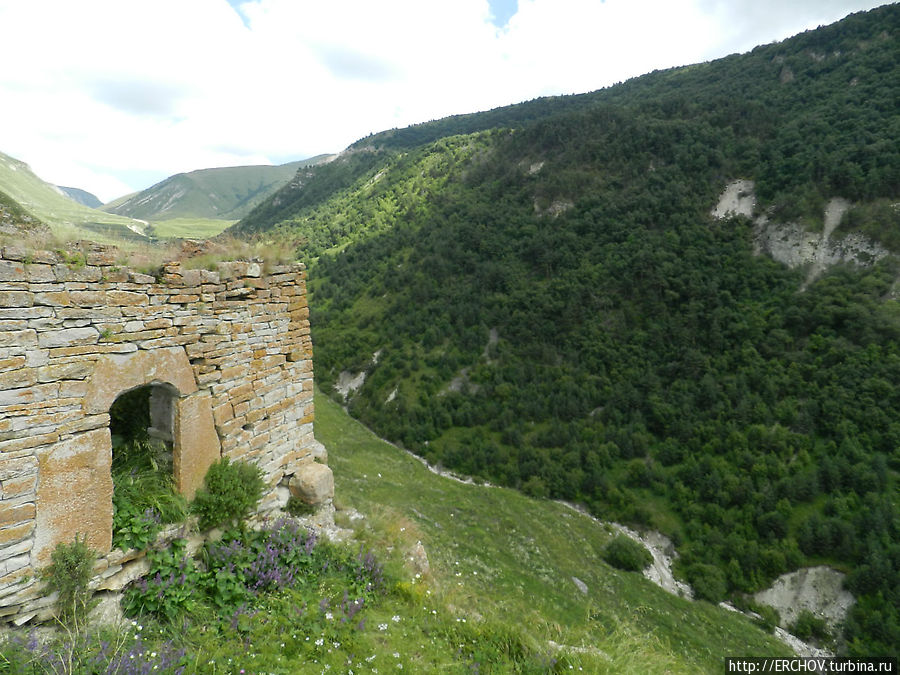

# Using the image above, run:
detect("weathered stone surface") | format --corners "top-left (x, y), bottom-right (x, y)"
top-left (0, 368), bottom-right (37, 390)
top-left (83, 347), bottom-right (198, 414)
top-left (289, 462), bottom-right (334, 505)
top-left (33, 428), bottom-right (113, 565)
top-left (36, 361), bottom-right (93, 382)
top-left (37, 327), bottom-right (99, 348)
top-left (0, 330), bottom-right (36, 348)
top-left (0, 383), bottom-right (58, 407)
top-left (0, 261), bottom-right (25, 282)
top-left (0, 246), bottom-right (324, 623)
top-left (53, 265), bottom-right (102, 282)
top-left (96, 557), bottom-right (151, 591)
top-left (33, 291), bottom-right (71, 306)
top-left (105, 290), bottom-right (148, 306)
top-left (174, 391), bottom-right (222, 501)
top-left (0, 291), bottom-right (32, 308)
top-left (0, 503), bottom-right (35, 528)
top-left (25, 265), bottom-right (55, 283)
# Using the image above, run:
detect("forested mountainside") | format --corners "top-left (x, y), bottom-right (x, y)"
top-left (231, 5), bottom-right (899, 655)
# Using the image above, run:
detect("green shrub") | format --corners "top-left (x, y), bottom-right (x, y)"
top-left (111, 439), bottom-right (188, 551)
top-left (752, 604), bottom-right (780, 633)
top-left (43, 536), bottom-right (96, 629)
top-left (191, 457), bottom-right (266, 530)
top-left (602, 535), bottom-right (652, 572)
top-left (791, 609), bottom-right (830, 642)
top-left (286, 495), bottom-right (318, 517)
top-left (686, 563), bottom-right (728, 603)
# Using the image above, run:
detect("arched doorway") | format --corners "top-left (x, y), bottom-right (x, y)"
top-left (34, 347), bottom-right (222, 563)
top-left (108, 383), bottom-right (187, 550)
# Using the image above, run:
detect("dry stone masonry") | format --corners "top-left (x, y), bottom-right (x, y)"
top-left (0, 242), bottom-right (332, 624)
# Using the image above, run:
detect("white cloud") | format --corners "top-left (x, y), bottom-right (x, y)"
top-left (0, 0), bottom-right (886, 202)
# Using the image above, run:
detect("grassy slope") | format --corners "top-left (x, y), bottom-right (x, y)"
top-left (315, 389), bottom-right (791, 672)
top-left (0, 151), bottom-right (147, 243)
top-left (103, 157), bottom-right (334, 224)
top-left (147, 217), bottom-right (236, 239)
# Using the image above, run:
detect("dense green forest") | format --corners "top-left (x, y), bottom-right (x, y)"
top-left (231, 5), bottom-right (900, 656)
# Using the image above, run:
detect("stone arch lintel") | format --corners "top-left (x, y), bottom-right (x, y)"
top-left (84, 347), bottom-right (198, 414)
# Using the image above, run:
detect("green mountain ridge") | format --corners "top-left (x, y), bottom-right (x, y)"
top-left (0, 150), bottom-right (149, 243)
top-left (102, 155), bottom-right (335, 222)
top-left (228, 4), bottom-right (900, 656)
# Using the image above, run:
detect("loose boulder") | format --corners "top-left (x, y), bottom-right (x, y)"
top-left (289, 463), bottom-right (334, 505)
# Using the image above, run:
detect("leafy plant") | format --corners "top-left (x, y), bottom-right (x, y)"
top-left (791, 609), bottom-right (830, 642)
top-left (112, 497), bottom-right (162, 552)
top-left (123, 539), bottom-right (203, 622)
top-left (191, 457), bottom-right (265, 530)
top-left (286, 494), bottom-right (318, 517)
top-left (111, 439), bottom-right (188, 551)
top-left (602, 535), bottom-right (652, 572)
top-left (43, 536), bottom-right (96, 630)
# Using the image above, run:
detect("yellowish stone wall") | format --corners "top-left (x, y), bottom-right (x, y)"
top-left (0, 242), bottom-right (323, 624)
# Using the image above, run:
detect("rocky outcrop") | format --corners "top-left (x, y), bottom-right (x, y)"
top-left (712, 181), bottom-right (890, 285)
top-left (754, 566), bottom-right (855, 636)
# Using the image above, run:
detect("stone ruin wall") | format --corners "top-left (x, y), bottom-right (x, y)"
top-left (0, 242), bottom-right (330, 624)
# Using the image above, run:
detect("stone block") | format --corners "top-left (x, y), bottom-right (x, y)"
top-left (33, 291), bottom-right (71, 307)
top-left (0, 356), bottom-right (25, 373)
top-left (68, 290), bottom-right (106, 306)
top-left (0, 292), bottom-right (33, 308)
top-left (0, 503), bottom-right (35, 528)
top-left (0, 330), bottom-right (36, 348)
top-left (0, 384), bottom-right (59, 408)
top-left (105, 290), bottom-right (148, 306)
top-left (25, 265), bottom-right (55, 283)
top-left (0, 261), bottom-right (25, 282)
top-left (33, 428), bottom-right (113, 566)
top-left (36, 361), bottom-right (93, 383)
top-left (174, 391), bottom-right (221, 501)
top-left (0, 368), bottom-right (37, 390)
top-left (289, 462), bottom-right (334, 505)
top-left (37, 327), bottom-right (99, 348)
top-left (85, 248), bottom-right (118, 266)
top-left (96, 557), bottom-right (150, 592)
top-left (1, 474), bottom-right (37, 499)
top-left (53, 265), bottom-right (102, 282)
top-left (0, 538), bottom-right (32, 562)
top-left (83, 346), bottom-right (198, 414)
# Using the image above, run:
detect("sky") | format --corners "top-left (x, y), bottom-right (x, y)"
top-left (0, 0), bottom-right (888, 203)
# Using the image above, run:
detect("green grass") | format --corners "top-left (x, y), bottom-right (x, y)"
top-left (148, 217), bottom-right (236, 239)
top-left (315, 389), bottom-right (792, 672)
top-left (1, 393), bottom-right (792, 674)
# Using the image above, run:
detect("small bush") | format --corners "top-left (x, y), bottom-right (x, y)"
top-left (791, 609), bottom-right (830, 642)
top-left (191, 457), bottom-right (266, 530)
top-left (602, 535), bottom-right (652, 572)
top-left (44, 536), bottom-right (96, 629)
top-left (685, 563), bottom-right (728, 603)
top-left (286, 495), bottom-right (318, 517)
top-left (752, 604), bottom-right (780, 633)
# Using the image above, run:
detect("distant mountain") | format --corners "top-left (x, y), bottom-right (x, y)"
top-left (0, 150), bottom-right (149, 242)
top-left (102, 156), bottom-right (335, 222)
top-left (57, 185), bottom-right (102, 208)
